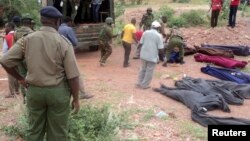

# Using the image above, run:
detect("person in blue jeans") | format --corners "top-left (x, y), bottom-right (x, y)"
top-left (92, 0), bottom-right (103, 22)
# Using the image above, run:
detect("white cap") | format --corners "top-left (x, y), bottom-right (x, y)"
top-left (151, 21), bottom-right (161, 28)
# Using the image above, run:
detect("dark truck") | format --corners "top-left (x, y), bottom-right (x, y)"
top-left (43, 0), bottom-right (114, 51)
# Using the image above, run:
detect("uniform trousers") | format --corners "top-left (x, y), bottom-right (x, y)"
top-left (99, 40), bottom-right (112, 64)
top-left (137, 60), bottom-right (156, 88)
top-left (26, 81), bottom-right (70, 141)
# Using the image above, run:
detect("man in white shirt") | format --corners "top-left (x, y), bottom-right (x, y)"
top-left (137, 21), bottom-right (164, 89)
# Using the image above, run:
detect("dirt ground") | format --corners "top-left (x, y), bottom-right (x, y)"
top-left (1, 4), bottom-right (250, 141)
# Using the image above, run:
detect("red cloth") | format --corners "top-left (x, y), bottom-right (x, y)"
top-left (135, 31), bottom-right (143, 41)
top-left (4, 32), bottom-right (14, 49)
top-left (211, 0), bottom-right (223, 10)
top-left (230, 0), bottom-right (240, 6)
top-left (194, 53), bottom-right (247, 69)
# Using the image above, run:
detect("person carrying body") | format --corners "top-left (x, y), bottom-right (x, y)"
top-left (163, 26), bottom-right (185, 67)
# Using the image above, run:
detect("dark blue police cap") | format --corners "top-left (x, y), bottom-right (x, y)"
top-left (40, 6), bottom-right (63, 18)
top-left (12, 16), bottom-right (21, 22)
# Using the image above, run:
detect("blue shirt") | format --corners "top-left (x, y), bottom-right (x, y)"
top-left (140, 29), bottom-right (164, 63)
top-left (58, 23), bottom-right (78, 46)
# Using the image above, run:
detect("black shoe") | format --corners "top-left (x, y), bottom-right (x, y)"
top-left (123, 63), bottom-right (130, 68)
top-left (180, 61), bottom-right (185, 64)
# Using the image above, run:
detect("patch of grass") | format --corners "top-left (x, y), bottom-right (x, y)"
top-left (69, 105), bottom-right (122, 141)
top-left (2, 104), bottom-right (127, 141)
top-left (1, 114), bottom-right (28, 139)
top-left (180, 10), bottom-right (207, 27)
top-left (177, 120), bottom-right (207, 140)
top-left (95, 81), bottom-right (112, 92)
top-left (142, 109), bottom-right (154, 122)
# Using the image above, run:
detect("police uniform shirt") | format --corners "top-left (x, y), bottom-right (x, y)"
top-left (14, 26), bottom-right (34, 42)
top-left (0, 26), bottom-right (80, 87)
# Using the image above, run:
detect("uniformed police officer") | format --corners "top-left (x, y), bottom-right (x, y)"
top-left (163, 27), bottom-right (185, 66)
top-left (98, 17), bottom-right (117, 66)
top-left (14, 13), bottom-right (34, 103)
top-left (0, 6), bottom-right (80, 141)
top-left (139, 7), bottom-right (154, 31)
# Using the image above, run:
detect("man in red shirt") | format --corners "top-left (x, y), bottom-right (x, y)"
top-left (133, 30), bottom-right (143, 59)
top-left (228, 0), bottom-right (240, 28)
top-left (2, 22), bottom-right (19, 98)
top-left (210, 0), bottom-right (223, 28)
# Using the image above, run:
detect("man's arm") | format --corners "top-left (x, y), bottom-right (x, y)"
top-left (68, 77), bottom-right (80, 114)
top-left (68, 28), bottom-right (78, 47)
top-left (132, 33), bottom-right (138, 43)
top-left (121, 31), bottom-right (124, 39)
top-left (1, 64), bottom-right (27, 87)
top-left (139, 15), bottom-right (145, 29)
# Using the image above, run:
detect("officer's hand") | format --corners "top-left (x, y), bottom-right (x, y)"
top-left (71, 99), bottom-right (80, 114)
top-left (19, 79), bottom-right (29, 88)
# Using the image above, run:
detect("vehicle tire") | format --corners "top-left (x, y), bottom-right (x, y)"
top-left (89, 45), bottom-right (99, 51)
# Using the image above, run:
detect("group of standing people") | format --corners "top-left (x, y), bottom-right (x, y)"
top-left (210, 0), bottom-right (241, 28)
top-left (54, 0), bottom-right (104, 23)
top-left (1, 6), bottom-right (81, 141)
top-left (98, 7), bottom-right (185, 89)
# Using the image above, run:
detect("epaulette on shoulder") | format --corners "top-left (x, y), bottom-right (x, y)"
top-left (60, 35), bottom-right (72, 46)
top-left (23, 31), bottom-right (33, 37)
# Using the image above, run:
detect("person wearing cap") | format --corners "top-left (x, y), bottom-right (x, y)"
top-left (136, 21), bottom-right (164, 89)
top-left (163, 26), bottom-right (185, 66)
top-left (121, 18), bottom-right (138, 67)
top-left (11, 16), bottom-right (21, 27)
top-left (98, 17), bottom-right (118, 66)
top-left (13, 13), bottom-right (34, 103)
top-left (139, 7), bottom-right (154, 31)
top-left (0, 6), bottom-right (80, 141)
top-left (59, 16), bottom-right (94, 99)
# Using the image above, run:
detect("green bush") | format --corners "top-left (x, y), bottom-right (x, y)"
top-left (154, 5), bottom-right (175, 20)
top-left (168, 17), bottom-right (187, 27)
top-left (114, 20), bottom-right (125, 45)
top-left (2, 105), bottom-right (122, 141)
top-left (180, 10), bottom-right (206, 27)
top-left (69, 105), bottom-right (121, 141)
top-left (115, 2), bottom-right (125, 18)
top-left (1, 114), bottom-right (28, 138)
top-left (220, 0), bottom-right (230, 20)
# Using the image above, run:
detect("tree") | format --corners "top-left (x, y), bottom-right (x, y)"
top-left (0, 0), bottom-right (41, 26)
